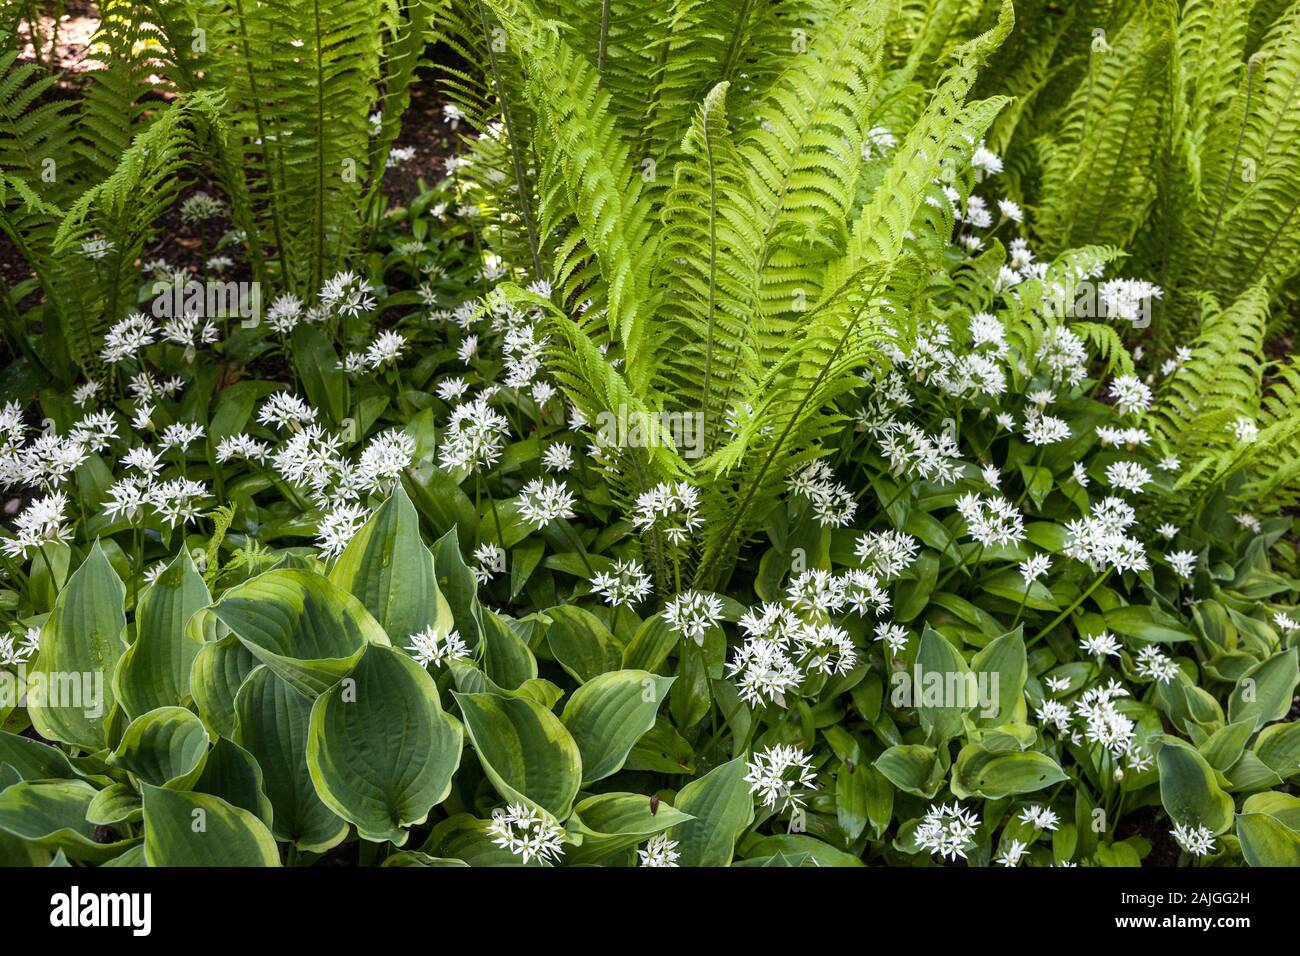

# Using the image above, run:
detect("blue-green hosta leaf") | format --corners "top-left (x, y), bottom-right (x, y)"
top-left (1236, 812), bottom-right (1300, 866)
top-left (915, 627), bottom-right (974, 742)
top-left (562, 670), bottom-right (674, 784)
top-left (235, 666), bottom-right (348, 854)
top-left (107, 706), bottom-right (210, 789)
top-left (743, 834), bottom-right (866, 867)
top-left (564, 792), bottom-right (693, 864)
top-left (1157, 737), bottom-right (1236, 835)
top-left (189, 632), bottom-right (258, 739)
top-left (454, 691), bottom-right (582, 820)
top-left (86, 783), bottom-right (142, 826)
top-left (477, 606), bottom-right (538, 690)
top-left (194, 737), bottom-right (274, 827)
top-left (308, 646), bottom-right (463, 845)
top-left (0, 730), bottom-right (82, 781)
top-left (951, 743), bottom-right (1066, 799)
top-left (545, 605), bottom-right (623, 683)
top-left (873, 744), bottom-right (946, 799)
top-left (1228, 649), bottom-right (1299, 730)
top-left (211, 569), bottom-right (387, 698)
top-left (329, 484), bottom-right (453, 646)
top-left (422, 813), bottom-right (540, 866)
top-left (970, 627), bottom-right (1028, 726)
top-left (27, 542), bottom-right (125, 751)
top-left (0, 779), bottom-right (137, 863)
top-left (114, 549), bottom-right (210, 719)
top-left (667, 757), bottom-right (755, 867)
top-left (142, 785), bottom-right (280, 867)
top-left (432, 526), bottom-right (482, 648)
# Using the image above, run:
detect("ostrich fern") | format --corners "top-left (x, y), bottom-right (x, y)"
top-left (456, 0), bottom-right (1018, 589)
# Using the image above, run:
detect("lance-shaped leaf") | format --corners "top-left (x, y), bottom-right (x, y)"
top-left (565, 792), bottom-right (693, 865)
top-left (308, 646), bottom-right (463, 845)
top-left (668, 757), bottom-right (755, 867)
top-left (210, 569), bottom-right (386, 698)
top-left (107, 706), bottom-right (210, 789)
top-left (189, 630), bottom-right (259, 739)
top-left (115, 549), bottom-right (210, 718)
top-left (455, 691), bottom-right (582, 820)
top-left (235, 666), bottom-right (348, 853)
top-left (142, 785), bottom-right (280, 867)
top-left (27, 542), bottom-right (125, 751)
top-left (562, 670), bottom-right (674, 784)
top-left (915, 627), bottom-right (974, 742)
top-left (329, 484), bottom-right (453, 645)
top-left (0, 779), bottom-right (138, 863)
top-left (950, 743), bottom-right (1066, 799)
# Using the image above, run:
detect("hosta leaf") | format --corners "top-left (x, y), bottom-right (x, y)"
top-left (874, 744), bottom-right (945, 799)
top-left (562, 670), bottom-right (674, 784)
top-left (667, 757), bottom-right (755, 867)
top-left (1228, 649), bottom-right (1299, 730)
top-left (107, 706), bottom-right (210, 789)
top-left (478, 606), bottom-right (538, 690)
top-left (432, 526), bottom-right (482, 649)
top-left (564, 792), bottom-right (692, 864)
top-left (115, 549), bottom-right (209, 719)
top-left (27, 542), bottom-right (126, 751)
top-left (0, 730), bottom-right (81, 781)
top-left (915, 627), bottom-right (973, 742)
top-left (235, 666), bottom-right (348, 853)
top-left (0, 779), bottom-right (137, 863)
top-left (189, 632), bottom-right (258, 739)
top-left (329, 484), bottom-right (452, 646)
top-left (951, 744), bottom-right (1066, 799)
top-left (1157, 737), bottom-right (1236, 834)
top-left (454, 691), bottom-right (582, 819)
top-left (86, 783), bottom-right (142, 826)
top-left (545, 604), bottom-right (623, 683)
top-left (142, 785), bottom-right (280, 867)
top-left (308, 646), bottom-right (463, 845)
top-left (1236, 812), bottom-right (1300, 867)
top-left (194, 737), bottom-right (274, 827)
top-left (211, 569), bottom-right (386, 698)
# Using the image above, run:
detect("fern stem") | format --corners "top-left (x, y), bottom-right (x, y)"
top-left (597, 0), bottom-right (611, 77)
top-left (475, 0), bottom-right (544, 282)
top-left (1200, 54), bottom-right (1261, 282)
top-left (311, 0), bottom-right (327, 292)
top-left (700, 92), bottom-right (719, 448)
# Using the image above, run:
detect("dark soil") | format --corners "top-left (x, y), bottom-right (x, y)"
top-left (1114, 806), bottom-right (1183, 866)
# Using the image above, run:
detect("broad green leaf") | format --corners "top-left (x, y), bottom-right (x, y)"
top-left (1228, 649), bottom-right (1299, 730)
top-left (915, 627), bottom-right (973, 742)
top-left (478, 606), bottom-right (538, 690)
top-left (189, 632), bottom-right (258, 738)
top-left (194, 737), bottom-right (274, 827)
top-left (0, 730), bottom-right (81, 781)
top-left (329, 484), bottom-right (452, 645)
top-left (545, 605), bottom-right (623, 683)
top-left (1236, 812), bottom-right (1300, 866)
top-left (1157, 738), bottom-right (1235, 834)
top-left (874, 744), bottom-right (945, 799)
top-left (951, 744), bottom-right (1066, 798)
top-left (115, 549), bottom-right (209, 718)
top-left (971, 627), bottom-right (1028, 725)
top-left (142, 785), bottom-right (280, 867)
top-left (622, 613), bottom-right (676, 674)
top-left (562, 670), bottom-right (674, 784)
top-left (565, 792), bottom-right (693, 864)
top-left (235, 666), bottom-right (348, 853)
top-left (454, 691), bottom-right (582, 819)
top-left (744, 834), bottom-right (865, 866)
top-left (423, 813), bottom-right (539, 866)
top-left (211, 569), bottom-right (386, 698)
top-left (86, 783), bottom-right (142, 826)
top-left (0, 779), bottom-right (137, 863)
top-left (432, 526), bottom-right (482, 648)
top-left (668, 757), bottom-right (755, 867)
top-left (28, 542), bottom-right (125, 750)
top-left (107, 706), bottom-right (209, 789)
top-left (308, 645), bottom-right (463, 845)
